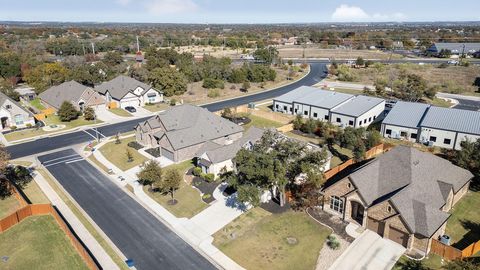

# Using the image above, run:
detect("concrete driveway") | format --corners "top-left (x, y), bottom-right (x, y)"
top-left (329, 230), bottom-right (405, 270)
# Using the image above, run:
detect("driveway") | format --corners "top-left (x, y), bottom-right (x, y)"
top-left (131, 106), bottom-right (155, 117)
top-left (38, 149), bottom-right (215, 270)
top-left (329, 230), bottom-right (405, 270)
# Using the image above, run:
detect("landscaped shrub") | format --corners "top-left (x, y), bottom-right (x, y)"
top-left (203, 78), bottom-right (225, 89)
top-left (202, 194), bottom-right (211, 200)
top-left (192, 167), bottom-right (202, 177)
top-left (26, 123), bottom-right (33, 128)
top-left (327, 235), bottom-right (340, 250)
top-left (207, 89), bottom-right (221, 98)
top-left (202, 173), bottom-right (215, 182)
top-left (127, 141), bottom-right (143, 150)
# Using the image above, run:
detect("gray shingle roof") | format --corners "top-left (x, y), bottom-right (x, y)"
top-left (147, 104), bottom-right (244, 150)
top-left (349, 146), bottom-right (472, 237)
top-left (382, 101), bottom-right (430, 129)
top-left (39, 80), bottom-right (89, 109)
top-left (420, 106), bottom-right (480, 135)
top-left (430, 43), bottom-right (480, 53)
top-left (331, 95), bottom-right (385, 117)
top-left (95, 75), bottom-right (153, 100)
top-left (274, 86), bottom-right (354, 109)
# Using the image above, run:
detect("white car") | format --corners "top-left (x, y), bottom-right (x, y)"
top-left (447, 60), bottom-right (459, 65)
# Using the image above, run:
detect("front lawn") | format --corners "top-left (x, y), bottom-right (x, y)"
top-left (4, 115), bottom-right (99, 142)
top-left (30, 98), bottom-right (45, 110)
top-left (109, 108), bottom-right (132, 117)
top-left (0, 215), bottom-right (88, 270)
top-left (22, 180), bottom-right (50, 204)
top-left (99, 137), bottom-right (148, 171)
top-left (445, 186), bottom-right (480, 249)
top-left (242, 114), bottom-right (283, 130)
top-left (143, 180), bottom-right (208, 218)
top-left (0, 195), bottom-right (21, 219)
top-left (144, 103), bottom-right (169, 112)
top-left (213, 208), bottom-right (331, 270)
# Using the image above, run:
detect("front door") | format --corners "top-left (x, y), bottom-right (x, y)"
top-left (351, 201), bottom-right (365, 225)
top-left (1, 117), bottom-right (8, 129)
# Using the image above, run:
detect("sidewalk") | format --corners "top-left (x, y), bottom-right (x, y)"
top-left (33, 168), bottom-right (121, 270)
top-left (90, 139), bottom-right (245, 270)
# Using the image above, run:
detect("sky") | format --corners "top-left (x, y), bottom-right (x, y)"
top-left (0, 0), bottom-right (479, 24)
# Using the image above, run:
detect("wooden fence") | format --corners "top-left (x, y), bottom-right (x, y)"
top-left (34, 107), bottom-right (56, 121)
top-left (324, 143), bottom-right (393, 180)
top-left (430, 238), bottom-right (480, 261)
top-left (462, 240), bottom-right (480, 258)
top-left (0, 204), bottom-right (99, 270)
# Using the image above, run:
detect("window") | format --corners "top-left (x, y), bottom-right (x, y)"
top-left (400, 131), bottom-right (407, 137)
top-left (304, 110), bottom-right (308, 116)
top-left (444, 138), bottom-right (451, 145)
top-left (14, 114), bottom-right (24, 125)
top-left (313, 112), bottom-right (318, 118)
top-left (336, 117), bottom-right (341, 123)
top-left (363, 119), bottom-right (367, 124)
top-left (324, 115), bottom-right (329, 120)
top-left (330, 196), bottom-right (344, 213)
top-left (369, 117), bottom-right (372, 122)
top-left (410, 133), bottom-right (417, 139)
top-left (386, 129), bottom-right (392, 135)
top-left (373, 115), bottom-right (376, 120)
top-left (275, 104), bottom-right (279, 109)
top-left (283, 106), bottom-right (287, 111)
top-left (429, 136), bottom-right (437, 142)
top-left (387, 205), bottom-right (392, 213)
top-left (294, 109), bottom-right (298, 113)
top-left (349, 120), bottom-right (354, 126)
top-left (347, 183), bottom-right (351, 188)
top-left (289, 108), bottom-right (293, 112)
top-left (148, 97), bottom-right (156, 103)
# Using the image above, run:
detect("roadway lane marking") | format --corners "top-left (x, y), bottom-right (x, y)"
top-left (65, 158), bottom-right (85, 164)
top-left (83, 130), bottom-right (97, 140)
top-left (41, 154), bottom-right (80, 164)
top-left (44, 156), bottom-right (84, 167)
top-left (90, 128), bottom-right (106, 138)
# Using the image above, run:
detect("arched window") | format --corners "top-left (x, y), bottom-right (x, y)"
top-left (330, 196), bottom-right (344, 213)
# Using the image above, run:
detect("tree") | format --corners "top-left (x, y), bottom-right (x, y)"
top-left (0, 52), bottom-right (21, 79)
top-left (374, 77), bottom-right (388, 96)
top-left (126, 149), bottom-right (134, 163)
top-left (394, 73), bottom-right (428, 102)
top-left (103, 51), bottom-right (124, 66)
top-left (394, 258), bottom-right (429, 270)
top-left (137, 160), bottom-right (162, 190)
top-left (353, 140), bottom-right (366, 162)
top-left (439, 49), bottom-right (452, 58)
top-left (292, 114), bottom-right (303, 130)
top-left (365, 130), bottom-right (382, 149)
top-left (115, 133), bottom-right (121, 144)
top-left (355, 57), bottom-right (365, 67)
top-left (442, 259), bottom-right (479, 270)
top-left (450, 139), bottom-right (480, 179)
top-left (148, 67), bottom-right (187, 97)
top-left (236, 184), bottom-right (260, 207)
top-left (83, 107), bottom-right (95, 121)
top-left (241, 81), bottom-right (251, 92)
top-left (57, 101), bottom-right (80, 122)
top-left (162, 169), bottom-right (182, 203)
top-left (253, 47), bottom-right (278, 64)
top-left (24, 63), bottom-right (69, 93)
top-left (0, 146), bottom-right (10, 173)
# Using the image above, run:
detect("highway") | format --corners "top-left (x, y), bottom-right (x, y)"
top-left (7, 63), bottom-right (328, 159)
top-left (38, 149), bottom-right (216, 270)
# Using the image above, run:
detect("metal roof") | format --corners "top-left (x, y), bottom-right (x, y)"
top-left (382, 101), bottom-right (430, 129)
top-left (273, 86), bottom-right (319, 103)
top-left (420, 106), bottom-right (480, 135)
top-left (429, 43), bottom-right (480, 53)
top-left (274, 86), bottom-right (354, 109)
top-left (330, 95), bottom-right (385, 117)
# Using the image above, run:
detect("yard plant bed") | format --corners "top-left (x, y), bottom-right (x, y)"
top-left (213, 208), bottom-right (331, 270)
top-left (224, 116), bottom-right (251, 126)
top-left (145, 147), bottom-right (160, 158)
top-left (0, 215), bottom-right (88, 270)
top-left (190, 170), bottom-right (218, 204)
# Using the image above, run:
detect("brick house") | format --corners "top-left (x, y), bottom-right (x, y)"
top-left (321, 146), bottom-right (472, 255)
top-left (135, 104), bottom-right (244, 163)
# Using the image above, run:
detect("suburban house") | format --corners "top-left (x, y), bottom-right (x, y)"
top-left (381, 101), bottom-right (480, 150)
top-left (95, 75), bottom-right (163, 109)
top-left (322, 146), bottom-right (472, 254)
top-left (273, 86), bottom-right (385, 128)
top-left (135, 104), bottom-right (244, 162)
top-left (427, 42), bottom-right (480, 56)
top-left (0, 92), bottom-right (36, 130)
top-left (196, 127), bottom-right (332, 179)
top-left (39, 80), bottom-right (105, 111)
top-left (14, 86), bottom-right (36, 102)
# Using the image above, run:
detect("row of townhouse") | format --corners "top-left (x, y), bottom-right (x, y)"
top-left (273, 86), bottom-right (385, 129)
top-left (381, 101), bottom-right (480, 150)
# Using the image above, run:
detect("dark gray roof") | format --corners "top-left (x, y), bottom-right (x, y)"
top-left (147, 104), bottom-right (244, 150)
top-left (274, 86), bottom-right (354, 109)
top-left (331, 95), bottom-right (385, 117)
top-left (420, 106), bottom-right (480, 135)
top-left (95, 75), bottom-right (153, 100)
top-left (382, 101), bottom-right (430, 129)
top-left (349, 146), bottom-right (472, 237)
top-left (430, 43), bottom-right (480, 53)
top-left (39, 80), bottom-right (89, 109)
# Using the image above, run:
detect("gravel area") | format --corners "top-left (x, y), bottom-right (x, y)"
top-left (315, 234), bottom-right (351, 270)
top-left (307, 207), bottom-right (355, 242)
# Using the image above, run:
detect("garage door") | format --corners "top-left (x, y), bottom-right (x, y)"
top-left (388, 226), bottom-right (409, 248)
top-left (120, 99), bottom-right (140, 108)
top-left (161, 147), bottom-right (174, 161)
top-left (367, 217), bottom-right (384, 236)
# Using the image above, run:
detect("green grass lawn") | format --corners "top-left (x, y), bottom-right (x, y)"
top-left (213, 208), bottom-right (331, 270)
top-left (242, 114), bottom-right (283, 130)
top-left (445, 187), bottom-right (480, 249)
top-left (22, 180), bottom-right (50, 204)
top-left (284, 131), bottom-right (324, 145)
top-left (143, 180), bottom-right (208, 218)
top-left (109, 108), bottom-right (132, 117)
top-left (99, 137), bottom-right (148, 171)
top-left (4, 115), bottom-right (100, 142)
top-left (394, 254), bottom-right (443, 270)
top-left (29, 98), bottom-right (46, 110)
top-left (0, 195), bottom-right (21, 219)
top-left (424, 97), bottom-right (455, 108)
top-left (144, 103), bottom-right (169, 112)
top-left (0, 215), bottom-right (88, 270)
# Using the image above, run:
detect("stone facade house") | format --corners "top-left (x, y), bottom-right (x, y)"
top-left (95, 75), bottom-right (163, 109)
top-left (39, 80), bottom-right (105, 111)
top-left (322, 146), bottom-right (472, 254)
top-left (135, 104), bottom-right (244, 163)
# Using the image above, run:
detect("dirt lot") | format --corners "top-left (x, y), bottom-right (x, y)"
top-left (278, 46), bottom-right (403, 60)
top-left (346, 63), bottom-right (480, 95)
top-left (175, 65), bottom-right (308, 104)
top-left (175, 45), bottom-right (244, 58)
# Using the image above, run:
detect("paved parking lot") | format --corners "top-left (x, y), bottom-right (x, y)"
top-left (39, 149), bottom-right (215, 270)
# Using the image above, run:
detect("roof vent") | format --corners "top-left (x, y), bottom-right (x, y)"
top-left (413, 160), bottom-right (420, 166)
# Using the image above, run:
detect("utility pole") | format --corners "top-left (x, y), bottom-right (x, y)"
top-left (91, 42), bottom-right (95, 54)
top-left (136, 36), bottom-right (140, 52)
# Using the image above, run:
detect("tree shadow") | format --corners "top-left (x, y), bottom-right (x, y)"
top-left (327, 144), bottom-right (349, 162)
top-left (451, 220), bottom-right (480, 250)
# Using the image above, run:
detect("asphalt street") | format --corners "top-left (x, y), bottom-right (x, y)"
top-left (38, 149), bottom-right (216, 270)
top-left (7, 63), bottom-right (327, 159)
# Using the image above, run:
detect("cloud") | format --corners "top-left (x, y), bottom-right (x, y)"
top-left (145, 0), bottom-right (198, 15)
top-left (331, 4), bottom-right (406, 22)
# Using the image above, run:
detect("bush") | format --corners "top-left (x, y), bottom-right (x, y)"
top-left (192, 167), bottom-right (202, 177)
top-left (203, 78), bottom-right (225, 89)
top-left (58, 101), bottom-right (80, 122)
top-left (10, 125), bottom-right (17, 130)
top-left (203, 173), bottom-right (215, 182)
top-left (26, 123), bottom-right (32, 128)
top-left (202, 194), bottom-right (211, 200)
top-left (327, 239), bottom-right (340, 250)
top-left (127, 141), bottom-right (143, 150)
top-left (207, 89), bottom-right (221, 98)
top-left (169, 98), bottom-right (177, 106)
top-left (83, 107), bottom-right (95, 121)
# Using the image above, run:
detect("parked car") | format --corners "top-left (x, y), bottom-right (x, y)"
top-left (447, 60), bottom-right (459, 65)
top-left (125, 106), bottom-right (136, 113)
